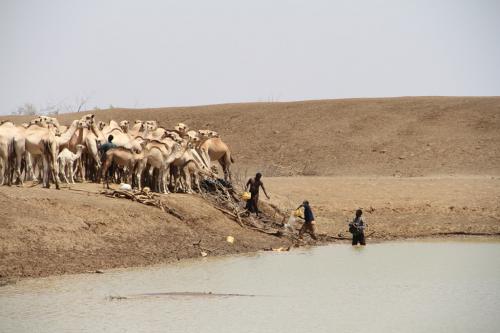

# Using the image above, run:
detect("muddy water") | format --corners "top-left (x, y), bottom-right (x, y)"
top-left (1, 241), bottom-right (500, 332)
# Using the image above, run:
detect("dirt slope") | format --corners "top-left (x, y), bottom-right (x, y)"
top-left (2, 96), bottom-right (500, 176)
top-left (0, 184), bottom-right (289, 279)
top-left (1, 97), bottom-right (499, 280)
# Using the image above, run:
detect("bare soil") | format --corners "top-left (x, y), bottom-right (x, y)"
top-left (1, 97), bottom-right (499, 280)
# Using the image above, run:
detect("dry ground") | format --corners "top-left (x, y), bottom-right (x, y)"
top-left (266, 176), bottom-right (500, 239)
top-left (0, 183), bottom-right (290, 280)
top-left (1, 97), bottom-right (499, 280)
top-left (3, 96), bottom-right (500, 176)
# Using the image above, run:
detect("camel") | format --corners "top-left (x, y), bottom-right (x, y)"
top-left (174, 123), bottom-right (189, 137)
top-left (0, 121), bottom-right (30, 186)
top-left (169, 137), bottom-right (216, 193)
top-left (58, 144), bottom-right (84, 183)
top-left (145, 120), bottom-right (158, 130)
top-left (119, 120), bottom-right (130, 133)
top-left (98, 121), bottom-right (106, 131)
top-left (199, 137), bottom-right (234, 182)
top-left (101, 120), bottom-right (143, 152)
top-left (0, 121), bottom-right (17, 185)
top-left (179, 158), bottom-right (215, 193)
top-left (137, 137), bottom-right (184, 193)
top-left (24, 122), bottom-right (60, 189)
top-left (101, 146), bottom-right (146, 189)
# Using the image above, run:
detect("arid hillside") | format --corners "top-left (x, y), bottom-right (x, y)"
top-left (3, 96), bottom-right (500, 176)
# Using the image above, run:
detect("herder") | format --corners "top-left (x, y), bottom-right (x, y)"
top-left (245, 173), bottom-right (270, 217)
top-left (99, 135), bottom-right (117, 158)
top-left (349, 209), bottom-right (366, 246)
top-left (297, 200), bottom-right (317, 240)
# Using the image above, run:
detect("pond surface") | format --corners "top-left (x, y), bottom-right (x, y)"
top-left (1, 241), bottom-right (500, 332)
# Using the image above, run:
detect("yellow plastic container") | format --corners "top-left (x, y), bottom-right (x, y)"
top-left (294, 208), bottom-right (304, 218)
top-left (241, 192), bottom-right (251, 201)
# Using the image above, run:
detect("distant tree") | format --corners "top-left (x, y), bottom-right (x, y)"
top-left (12, 103), bottom-right (38, 116)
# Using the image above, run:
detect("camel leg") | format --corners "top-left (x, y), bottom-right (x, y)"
top-left (164, 166), bottom-right (171, 193)
top-left (0, 158), bottom-right (4, 186)
top-left (220, 155), bottom-right (232, 182)
top-left (50, 158), bottom-right (60, 190)
top-left (42, 155), bottom-right (50, 188)
top-left (182, 166), bottom-right (193, 194)
top-left (69, 162), bottom-right (75, 184)
top-left (102, 166), bottom-right (109, 189)
top-left (59, 160), bottom-right (69, 184)
top-left (14, 146), bottom-right (23, 186)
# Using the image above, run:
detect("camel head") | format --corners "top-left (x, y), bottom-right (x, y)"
top-left (145, 120), bottom-right (158, 130)
top-left (98, 121), bottom-right (106, 131)
top-left (145, 122), bottom-right (155, 132)
top-left (76, 144), bottom-right (85, 151)
top-left (186, 130), bottom-right (200, 144)
top-left (29, 118), bottom-right (43, 127)
top-left (21, 122), bottom-right (29, 128)
top-left (80, 114), bottom-right (95, 126)
top-left (134, 119), bottom-right (143, 125)
top-left (77, 119), bottom-right (89, 129)
top-left (198, 129), bottom-right (219, 139)
top-left (119, 120), bottom-right (130, 133)
top-left (162, 130), bottom-right (182, 143)
top-left (174, 122), bottom-right (188, 135)
top-left (0, 120), bottom-right (14, 126)
top-left (37, 116), bottom-right (60, 128)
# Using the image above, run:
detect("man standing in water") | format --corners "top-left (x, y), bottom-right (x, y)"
top-left (349, 209), bottom-right (366, 246)
top-left (297, 200), bottom-right (317, 240)
top-left (245, 172), bottom-right (270, 217)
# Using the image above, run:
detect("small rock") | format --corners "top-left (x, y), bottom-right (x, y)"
top-left (200, 252), bottom-right (208, 257)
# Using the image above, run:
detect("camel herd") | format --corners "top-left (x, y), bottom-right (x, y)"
top-left (0, 114), bottom-right (234, 193)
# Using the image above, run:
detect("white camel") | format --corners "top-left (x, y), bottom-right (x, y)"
top-left (58, 144), bottom-right (84, 184)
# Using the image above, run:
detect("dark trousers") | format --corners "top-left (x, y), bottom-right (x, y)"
top-left (352, 232), bottom-right (366, 246)
top-left (245, 193), bottom-right (259, 215)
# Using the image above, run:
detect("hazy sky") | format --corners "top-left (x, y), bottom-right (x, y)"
top-left (0, 0), bottom-right (499, 114)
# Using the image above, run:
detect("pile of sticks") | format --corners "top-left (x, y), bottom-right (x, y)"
top-left (200, 180), bottom-right (286, 237)
top-left (100, 188), bottom-right (184, 220)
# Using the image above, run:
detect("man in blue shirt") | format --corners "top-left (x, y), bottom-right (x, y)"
top-left (99, 135), bottom-right (117, 156)
top-left (297, 200), bottom-right (317, 240)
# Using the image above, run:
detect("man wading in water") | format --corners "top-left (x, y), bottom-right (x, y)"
top-left (297, 200), bottom-right (317, 240)
top-left (245, 173), bottom-right (270, 217)
top-left (349, 209), bottom-right (366, 246)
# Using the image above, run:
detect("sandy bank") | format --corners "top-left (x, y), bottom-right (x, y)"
top-left (1, 176), bottom-right (499, 281)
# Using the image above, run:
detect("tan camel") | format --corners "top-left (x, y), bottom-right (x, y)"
top-left (137, 138), bottom-right (183, 193)
top-left (101, 146), bottom-right (145, 189)
top-left (58, 144), bottom-right (84, 183)
top-left (0, 121), bottom-right (31, 186)
top-left (119, 120), bottom-right (130, 133)
top-left (24, 122), bottom-right (60, 189)
top-left (101, 120), bottom-right (143, 152)
top-left (199, 137), bottom-right (234, 181)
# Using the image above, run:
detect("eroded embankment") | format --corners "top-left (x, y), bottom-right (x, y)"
top-left (0, 183), bottom-right (290, 280)
top-left (1, 176), bottom-right (500, 281)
